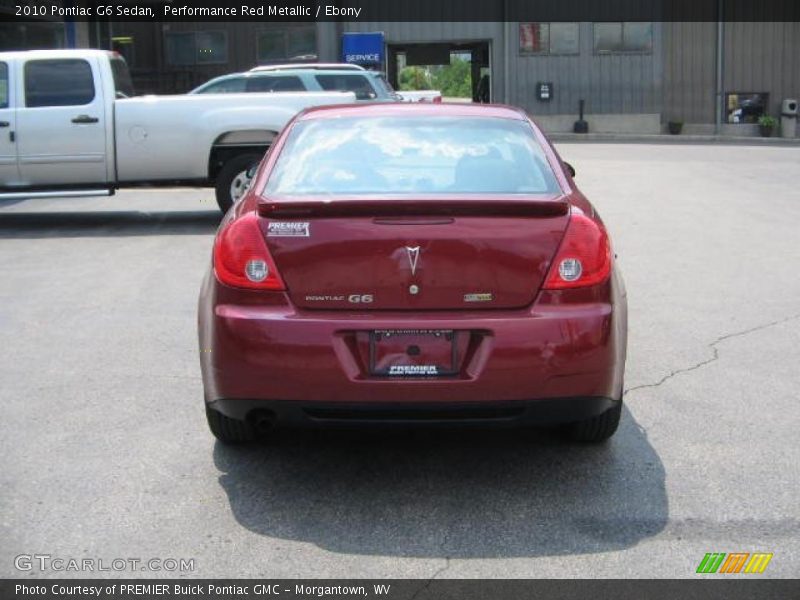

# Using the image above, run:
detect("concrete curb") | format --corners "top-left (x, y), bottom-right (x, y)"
top-left (548, 133), bottom-right (800, 146)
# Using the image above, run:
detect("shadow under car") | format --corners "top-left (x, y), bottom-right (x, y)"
top-left (213, 406), bottom-right (667, 558)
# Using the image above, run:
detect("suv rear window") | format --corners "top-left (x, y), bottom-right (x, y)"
top-left (200, 78), bottom-right (246, 93)
top-left (25, 59), bottom-right (95, 107)
top-left (315, 74), bottom-right (377, 100)
top-left (374, 74), bottom-right (396, 95)
top-left (247, 75), bottom-right (306, 92)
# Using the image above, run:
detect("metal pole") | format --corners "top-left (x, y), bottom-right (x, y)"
top-left (715, 0), bottom-right (724, 134)
top-left (503, 0), bottom-right (510, 104)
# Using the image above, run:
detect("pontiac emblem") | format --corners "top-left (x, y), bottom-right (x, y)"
top-left (406, 246), bottom-right (420, 275)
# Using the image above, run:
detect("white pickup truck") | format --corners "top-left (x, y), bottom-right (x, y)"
top-left (0, 49), bottom-right (355, 211)
top-left (396, 90), bottom-right (443, 103)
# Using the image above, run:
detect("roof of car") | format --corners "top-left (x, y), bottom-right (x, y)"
top-left (0, 49), bottom-right (120, 61)
top-left (192, 68), bottom-right (380, 93)
top-left (202, 68), bottom-right (377, 84)
top-left (298, 102), bottom-right (529, 121)
top-left (250, 63), bottom-right (366, 72)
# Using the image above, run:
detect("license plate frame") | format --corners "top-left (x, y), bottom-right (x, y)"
top-left (369, 329), bottom-right (458, 377)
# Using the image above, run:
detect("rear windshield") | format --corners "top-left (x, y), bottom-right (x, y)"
top-left (374, 73), bottom-right (400, 99)
top-left (197, 77), bottom-right (246, 93)
top-left (110, 56), bottom-right (135, 98)
top-left (265, 116), bottom-right (559, 196)
top-left (375, 73), bottom-right (395, 94)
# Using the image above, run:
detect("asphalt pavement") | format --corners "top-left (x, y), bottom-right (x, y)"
top-left (1, 143), bottom-right (798, 578)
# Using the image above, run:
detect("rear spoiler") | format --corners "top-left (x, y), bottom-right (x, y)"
top-left (257, 197), bottom-right (569, 218)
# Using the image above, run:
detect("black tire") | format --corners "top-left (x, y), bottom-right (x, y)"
top-left (205, 405), bottom-right (254, 444)
top-left (566, 401), bottom-right (622, 443)
top-left (214, 153), bottom-right (262, 213)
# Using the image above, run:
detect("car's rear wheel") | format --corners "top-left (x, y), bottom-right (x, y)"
top-left (205, 405), bottom-right (254, 443)
top-left (566, 400), bottom-right (622, 443)
top-left (214, 153), bottom-right (262, 214)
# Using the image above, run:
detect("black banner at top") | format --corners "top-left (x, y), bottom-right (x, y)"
top-left (3, 0), bottom-right (800, 22)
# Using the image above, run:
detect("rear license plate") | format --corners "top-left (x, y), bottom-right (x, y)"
top-left (369, 329), bottom-right (457, 376)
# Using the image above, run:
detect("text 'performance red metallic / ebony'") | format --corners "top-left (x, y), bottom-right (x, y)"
top-left (198, 103), bottom-right (627, 443)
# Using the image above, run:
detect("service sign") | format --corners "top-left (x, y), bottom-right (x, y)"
top-left (341, 32), bottom-right (385, 66)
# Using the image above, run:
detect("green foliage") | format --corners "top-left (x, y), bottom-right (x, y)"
top-left (758, 114), bottom-right (778, 127)
top-left (432, 58), bottom-right (471, 98)
top-left (398, 56), bottom-right (472, 98)
top-left (398, 66), bottom-right (433, 91)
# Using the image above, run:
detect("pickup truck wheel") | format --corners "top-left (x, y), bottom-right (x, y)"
top-left (215, 153), bottom-right (262, 213)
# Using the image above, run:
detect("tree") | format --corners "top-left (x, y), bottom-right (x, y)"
top-left (398, 66), bottom-right (433, 91)
top-left (432, 58), bottom-right (471, 98)
top-left (398, 56), bottom-right (472, 98)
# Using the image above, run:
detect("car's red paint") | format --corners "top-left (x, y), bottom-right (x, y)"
top-left (261, 212), bottom-right (569, 310)
top-left (198, 103), bottom-right (627, 438)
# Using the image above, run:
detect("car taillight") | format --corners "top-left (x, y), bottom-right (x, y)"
top-left (543, 210), bottom-right (612, 289)
top-left (433, 96), bottom-right (442, 103)
top-left (213, 212), bottom-right (285, 290)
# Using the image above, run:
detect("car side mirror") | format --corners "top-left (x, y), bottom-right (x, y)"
top-left (563, 162), bottom-right (576, 178)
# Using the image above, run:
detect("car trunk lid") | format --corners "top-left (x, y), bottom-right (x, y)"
top-left (258, 195), bottom-right (569, 310)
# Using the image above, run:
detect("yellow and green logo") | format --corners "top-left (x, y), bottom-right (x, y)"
top-left (696, 552), bottom-right (773, 574)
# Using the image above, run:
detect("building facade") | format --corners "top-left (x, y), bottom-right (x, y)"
top-left (2, 14), bottom-right (797, 135)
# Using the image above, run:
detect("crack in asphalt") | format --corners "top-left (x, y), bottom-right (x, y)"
top-left (410, 535), bottom-right (452, 600)
top-left (624, 313), bottom-right (800, 397)
top-left (411, 558), bottom-right (451, 599)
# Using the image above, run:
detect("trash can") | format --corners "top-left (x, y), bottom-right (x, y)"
top-left (781, 98), bottom-right (798, 139)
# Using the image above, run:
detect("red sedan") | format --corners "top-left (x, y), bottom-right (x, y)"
top-left (198, 103), bottom-right (627, 443)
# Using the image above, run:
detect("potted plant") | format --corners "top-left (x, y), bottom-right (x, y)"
top-left (667, 120), bottom-right (683, 135)
top-left (758, 115), bottom-right (778, 137)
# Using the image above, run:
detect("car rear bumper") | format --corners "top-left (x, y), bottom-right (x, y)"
top-left (198, 269), bottom-right (627, 424)
top-left (208, 396), bottom-right (619, 428)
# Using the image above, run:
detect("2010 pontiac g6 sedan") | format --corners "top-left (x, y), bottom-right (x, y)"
top-left (198, 103), bottom-right (627, 444)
